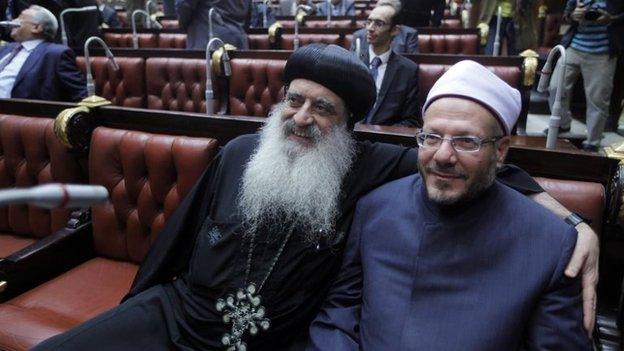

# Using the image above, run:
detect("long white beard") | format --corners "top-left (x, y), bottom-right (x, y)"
top-left (238, 103), bottom-right (357, 244)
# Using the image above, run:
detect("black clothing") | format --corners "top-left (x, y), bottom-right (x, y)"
top-left (35, 134), bottom-right (542, 350)
top-left (400, 0), bottom-right (445, 27)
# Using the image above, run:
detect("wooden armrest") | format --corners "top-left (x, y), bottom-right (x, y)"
top-left (0, 210), bottom-right (95, 301)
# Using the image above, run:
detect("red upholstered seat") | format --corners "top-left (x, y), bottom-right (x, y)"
top-left (417, 34), bottom-right (479, 54)
top-left (280, 34), bottom-right (343, 49)
top-left (228, 58), bottom-right (286, 117)
top-left (0, 127), bottom-right (219, 351)
top-left (145, 57), bottom-right (208, 113)
top-left (103, 33), bottom-right (158, 48)
top-left (535, 177), bottom-right (605, 234)
top-left (158, 33), bottom-right (187, 48)
top-left (0, 115), bottom-right (83, 255)
top-left (76, 57), bottom-right (146, 108)
top-left (249, 34), bottom-right (272, 50)
top-left (159, 19), bottom-right (179, 29)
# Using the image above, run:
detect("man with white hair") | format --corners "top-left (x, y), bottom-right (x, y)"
top-left (0, 5), bottom-right (86, 101)
top-left (307, 60), bottom-right (591, 350)
top-left (35, 45), bottom-right (597, 351)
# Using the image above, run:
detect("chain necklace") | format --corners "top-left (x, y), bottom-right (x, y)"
top-left (216, 224), bottom-right (296, 351)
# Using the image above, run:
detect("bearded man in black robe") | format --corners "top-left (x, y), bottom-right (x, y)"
top-left (34, 44), bottom-right (598, 351)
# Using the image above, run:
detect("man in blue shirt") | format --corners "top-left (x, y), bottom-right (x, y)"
top-left (548, 0), bottom-right (623, 151)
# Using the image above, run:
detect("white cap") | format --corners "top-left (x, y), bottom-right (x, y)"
top-left (422, 60), bottom-right (521, 135)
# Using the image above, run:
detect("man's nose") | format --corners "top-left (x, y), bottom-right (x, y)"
top-left (432, 139), bottom-right (457, 165)
top-left (292, 103), bottom-right (314, 126)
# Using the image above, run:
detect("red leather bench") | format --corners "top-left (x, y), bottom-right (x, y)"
top-left (145, 58), bottom-right (209, 113)
top-left (280, 33), bottom-right (343, 49)
top-left (0, 126), bottom-right (219, 350)
top-left (0, 115), bottom-right (84, 258)
top-left (157, 33), bottom-right (187, 49)
top-left (103, 32), bottom-right (158, 48)
top-left (228, 58), bottom-right (286, 116)
top-left (76, 57), bottom-right (146, 108)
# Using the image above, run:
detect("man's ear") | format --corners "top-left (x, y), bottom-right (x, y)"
top-left (495, 136), bottom-right (511, 167)
top-left (31, 23), bottom-right (43, 36)
top-left (390, 24), bottom-right (400, 36)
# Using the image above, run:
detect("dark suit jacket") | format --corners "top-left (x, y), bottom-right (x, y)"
top-left (0, 41), bottom-right (87, 101)
top-left (400, 0), bottom-right (445, 27)
top-left (355, 48), bottom-right (420, 127)
top-left (100, 3), bottom-right (121, 28)
top-left (350, 26), bottom-right (419, 54)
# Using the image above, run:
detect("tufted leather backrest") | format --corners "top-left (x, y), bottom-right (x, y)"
top-left (249, 34), bottom-right (272, 49)
top-left (160, 19), bottom-right (179, 29)
top-left (158, 33), bottom-right (187, 48)
top-left (89, 127), bottom-right (219, 263)
top-left (535, 177), bottom-right (605, 234)
top-left (145, 58), bottom-right (208, 113)
top-left (441, 19), bottom-right (461, 28)
top-left (280, 34), bottom-right (343, 49)
top-left (0, 116), bottom-right (84, 238)
top-left (103, 33), bottom-right (158, 48)
top-left (418, 64), bottom-right (520, 111)
top-left (418, 34), bottom-right (479, 54)
top-left (76, 57), bottom-right (146, 108)
top-left (229, 58), bottom-right (286, 117)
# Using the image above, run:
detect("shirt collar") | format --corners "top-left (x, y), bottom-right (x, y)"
top-left (368, 46), bottom-right (391, 65)
top-left (21, 39), bottom-right (44, 52)
top-left (99, 4), bottom-right (105, 11)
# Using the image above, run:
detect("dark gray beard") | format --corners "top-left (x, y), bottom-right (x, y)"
top-left (238, 103), bottom-right (357, 245)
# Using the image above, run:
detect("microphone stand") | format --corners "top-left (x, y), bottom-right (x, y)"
top-left (205, 38), bottom-right (231, 115)
top-left (537, 45), bottom-right (567, 149)
top-left (84, 36), bottom-right (120, 97)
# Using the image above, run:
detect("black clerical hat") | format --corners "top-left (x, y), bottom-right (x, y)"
top-left (284, 44), bottom-right (376, 127)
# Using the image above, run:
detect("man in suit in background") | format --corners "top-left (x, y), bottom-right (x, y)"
top-left (96, 0), bottom-right (120, 28)
top-left (399, 0), bottom-right (445, 27)
top-left (350, 0), bottom-right (419, 54)
top-left (353, 0), bottom-right (420, 127)
top-left (317, 0), bottom-right (355, 16)
top-left (0, 5), bottom-right (86, 101)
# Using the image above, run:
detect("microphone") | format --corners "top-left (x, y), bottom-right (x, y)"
top-left (0, 21), bottom-right (20, 28)
top-left (0, 184), bottom-right (109, 209)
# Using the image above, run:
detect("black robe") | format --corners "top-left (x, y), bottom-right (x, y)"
top-left (35, 134), bottom-right (542, 351)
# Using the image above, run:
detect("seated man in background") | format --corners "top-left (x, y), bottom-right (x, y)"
top-left (317, 0), bottom-right (355, 16)
top-left (351, 0), bottom-right (418, 54)
top-left (353, 0), bottom-right (420, 127)
top-left (0, 5), bottom-right (86, 102)
top-left (307, 60), bottom-right (591, 350)
top-left (97, 0), bottom-right (121, 28)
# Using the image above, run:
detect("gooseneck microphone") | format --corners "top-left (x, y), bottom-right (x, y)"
top-left (0, 184), bottom-right (109, 209)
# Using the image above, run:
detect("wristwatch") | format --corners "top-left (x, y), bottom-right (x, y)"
top-left (564, 212), bottom-right (589, 227)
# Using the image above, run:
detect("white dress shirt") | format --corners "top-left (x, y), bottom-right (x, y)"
top-left (0, 39), bottom-right (44, 98)
top-left (368, 46), bottom-right (391, 94)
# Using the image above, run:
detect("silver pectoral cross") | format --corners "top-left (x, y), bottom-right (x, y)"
top-left (216, 283), bottom-right (271, 351)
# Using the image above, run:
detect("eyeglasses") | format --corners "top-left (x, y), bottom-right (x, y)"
top-left (416, 132), bottom-right (502, 152)
top-left (365, 18), bottom-right (388, 28)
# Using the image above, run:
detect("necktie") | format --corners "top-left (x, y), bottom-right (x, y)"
top-left (363, 57), bottom-right (382, 124)
top-left (370, 56), bottom-right (382, 83)
top-left (0, 44), bottom-right (22, 73)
